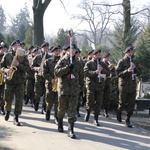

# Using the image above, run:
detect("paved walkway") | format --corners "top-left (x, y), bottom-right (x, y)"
top-left (0, 103), bottom-right (150, 150)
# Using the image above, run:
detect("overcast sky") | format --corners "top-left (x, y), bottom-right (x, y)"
top-left (0, 0), bottom-right (149, 35)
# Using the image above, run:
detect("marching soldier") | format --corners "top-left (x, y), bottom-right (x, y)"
top-left (102, 52), bottom-right (116, 117)
top-left (75, 48), bottom-right (85, 117)
top-left (54, 44), bottom-right (84, 139)
top-left (87, 50), bottom-right (94, 61)
top-left (84, 49), bottom-right (110, 126)
top-left (24, 46), bottom-right (39, 105)
top-left (43, 46), bottom-right (60, 124)
top-left (0, 45), bottom-right (7, 115)
top-left (1, 40), bottom-right (30, 126)
top-left (31, 42), bottom-right (51, 113)
top-left (116, 46), bottom-right (141, 128)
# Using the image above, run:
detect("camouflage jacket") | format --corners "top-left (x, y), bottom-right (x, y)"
top-left (1, 51), bottom-right (29, 84)
top-left (31, 53), bottom-right (51, 81)
top-left (116, 55), bottom-right (141, 93)
top-left (26, 54), bottom-right (35, 79)
top-left (84, 58), bottom-right (110, 90)
top-left (54, 53), bottom-right (84, 95)
top-left (102, 60), bottom-right (116, 87)
top-left (43, 56), bottom-right (60, 89)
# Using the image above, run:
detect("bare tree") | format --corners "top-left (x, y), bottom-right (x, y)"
top-left (94, 0), bottom-right (150, 50)
top-left (72, 0), bottom-right (117, 48)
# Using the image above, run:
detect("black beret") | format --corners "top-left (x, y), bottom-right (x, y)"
top-left (75, 48), bottom-right (81, 54)
top-left (11, 40), bottom-right (20, 46)
top-left (92, 49), bottom-right (101, 55)
top-left (28, 45), bottom-right (34, 50)
top-left (51, 46), bottom-right (60, 52)
top-left (88, 50), bottom-right (94, 55)
top-left (124, 46), bottom-right (134, 53)
top-left (41, 42), bottom-right (49, 48)
top-left (103, 52), bottom-right (110, 58)
top-left (32, 47), bottom-right (39, 53)
top-left (20, 42), bottom-right (25, 46)
top-left (64, 44), bottom-right (76, 50)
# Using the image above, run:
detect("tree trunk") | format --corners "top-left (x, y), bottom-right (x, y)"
top-left (122, 0), bottom-right (131, 49)
top-left (33, 0), bottom-right (51, 46)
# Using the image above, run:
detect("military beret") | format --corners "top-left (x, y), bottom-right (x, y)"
top-left (32, 47), bottom-right (39, 53)
top-left (64, 44), bottom-right (77, 50)
top-left (88, 50), bottom-right (94, 55)
top-left (20, 42), bottom-right (25, 47)
top-left (124, 46), bottom-right (134, 53)
top-left (41, 42), bottom-right (49, 48)
top-left (28, 45), bottom-right (34, 50)
top-left (92, 49), bottom-right (101, 55)
top-left (75, 48), bottom-right (81, 54)
top-left (11, 40), bottom-right (20, 46)
top-left (103, 52), bottom-right (110, 58)
top-left (51, 46), bottom-right (60, 52)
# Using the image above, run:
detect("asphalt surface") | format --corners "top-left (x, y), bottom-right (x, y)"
top-left (0, 102), bottom-right (150, 150)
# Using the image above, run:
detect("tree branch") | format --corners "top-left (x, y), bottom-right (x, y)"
top-left (93, 2), bottom-right (122, 7)
top-left (131, 8), bottom-right (150, 15)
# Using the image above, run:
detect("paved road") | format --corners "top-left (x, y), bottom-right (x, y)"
top-left (0, 103), bottom-right (150, 150)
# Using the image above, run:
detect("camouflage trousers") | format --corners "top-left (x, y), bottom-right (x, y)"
top-left (103, 84), bottom-right (111, 109)
top-left (57, 94), bottom-right (78, 123)
top-left (45, 90), bottom-right (58, 117)
top-left (0, 84), bottom-right (5, 107)
top-left (34, 80), bottom-right (45, 105)
top-left (86, 89), bottom-right (103, 115)
top-left (118, 91), bottom-right (136, 117)
top-left (25, 78), bottom-right (35, 100)
top-left (4, 83), bottom-right (24, 115)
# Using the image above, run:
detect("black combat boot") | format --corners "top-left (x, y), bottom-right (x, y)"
top-left (68, 122), bottom-right (76, 139)
top-left (103, 108), bottom-right (109, 117)
top-left (24, 97), bottom-right (29, 105)
top-left (1, 106), bottom-right (5, 115)
top-left (45, 110), bottom-right (50, 121)
top-left (41, 103), bottom-right (46, 114)
top-left (76, 106), bottom-right (81, 117)
top-left (125, 116), bottom-right (132, 128)
top-left (116, 110), bottom-right (122, 122)
top-left (5, 111), bottom-right (10, 121)
top-left (84, 110), bottom-right (90, 122)
top-left (34, 102), bottom-right (39, 111)
top-left (13, 115), bottom-right (21, 126)
top-left (58, 119), bottom-right (64, 132)
top-left (93, 114), bottom-right (100, 126)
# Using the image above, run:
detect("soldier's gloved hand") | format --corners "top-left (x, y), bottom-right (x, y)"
top-left (68, 63), bottom-right (74, 70)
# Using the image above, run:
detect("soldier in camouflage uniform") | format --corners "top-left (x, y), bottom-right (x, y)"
top-left (43, 46), bottom-right (60, 124)
top-left (75, 48), bottom-right (85, 117)
top-left (102, 52), bottom-right (116, 117)
top-left (116, 46), bottom-right (141, 128)
top-left (84, 49), bottom-right (110, 126)
top-left (1, 40), bottom-right (30, 126)
top-left (32, 42), bottom-right (51, 113)
top-left (0, 45), bottom-right (7, 115)
top-left (54, 44), bottom-right (84, 139)
top-left (24, 46), bottom-right (39, 105)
